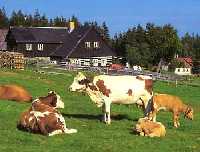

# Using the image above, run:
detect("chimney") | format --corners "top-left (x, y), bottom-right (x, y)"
top-left (69, 21), bottom-right (75, 33)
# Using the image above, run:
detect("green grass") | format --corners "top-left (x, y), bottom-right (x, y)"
top-left (0, 69), bottom-right (200, 152)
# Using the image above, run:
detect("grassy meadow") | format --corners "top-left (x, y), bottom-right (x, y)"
top-left (0, 69), bottom-right (200, 152)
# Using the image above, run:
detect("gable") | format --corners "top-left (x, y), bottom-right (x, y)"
top-left (68, 27), bottom-right (116, 58)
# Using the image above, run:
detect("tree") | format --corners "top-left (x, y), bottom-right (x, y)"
top-left (0, 7), bottom-right (9, 28)
top-left (33, 9), bottom-right (41, 26)
top-left (101, 22), bottom-right (110, 42)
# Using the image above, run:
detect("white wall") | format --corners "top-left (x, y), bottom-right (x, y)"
top-left (69, 56), bottom-right (113, 67)
top-left (174, 68), bottom-right (191, 75)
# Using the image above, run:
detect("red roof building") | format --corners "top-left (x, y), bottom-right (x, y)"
top-left (176, 57), bottom-right (193, 68)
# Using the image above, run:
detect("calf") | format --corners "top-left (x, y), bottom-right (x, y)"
top-left (17, 91), bottom-right (77, 136)
top-left (0, 84), bottom-right (32, 102)
top-left (134, 117), bottom-right (166, 137)
top-left (149, 93), bottom-right (193, 128)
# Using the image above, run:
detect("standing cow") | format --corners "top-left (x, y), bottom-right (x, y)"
top-left (69, 72), bottom-right (153, 124)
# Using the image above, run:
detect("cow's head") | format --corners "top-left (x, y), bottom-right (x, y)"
top-left (38, 91), bottom-right (64, 109)
top-left (48, 91), bottom-right (64, 109)
top-left (69, 72), bottom-right (90, 92)
top-left (184, 106), bottom-right (193, 120)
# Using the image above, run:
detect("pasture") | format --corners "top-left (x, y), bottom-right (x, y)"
top-left (0, 69), bottom-right (199, 152)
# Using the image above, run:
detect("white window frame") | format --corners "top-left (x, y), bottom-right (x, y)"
top-left (94, 42), bottom-right (99, 48)
top-left (38, 43), bottom-right (44, 51)
top-left (26, 44), bottom-right (32, 51)
top-left (85, 42), bottom-right (91, 48)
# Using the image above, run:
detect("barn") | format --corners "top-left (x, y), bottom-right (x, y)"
top-left (6, 23), bottom-right (116, 67)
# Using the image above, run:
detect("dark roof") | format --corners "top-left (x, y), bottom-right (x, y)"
top-left (51, 26), bottom-right (116, 58)
top-left (9, 27), bottom-right (68, 43)
top-left (0, 29), bottom-right (8, 50)
top-left (50, 26), bottom-right (93, 57)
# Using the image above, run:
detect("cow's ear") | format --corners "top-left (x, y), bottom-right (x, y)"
top-left (51, 98), bottom-right (57, 107)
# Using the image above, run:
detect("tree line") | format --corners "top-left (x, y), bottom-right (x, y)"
top-left (112, 23), bottom-right (200, 67)
top-left (0, 7), bottom-right (199, 67)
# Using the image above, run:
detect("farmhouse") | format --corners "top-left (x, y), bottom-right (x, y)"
top-left (6, 23), bottom-right (116, 67)
top-left (174, 56), bottom-right (193, 75)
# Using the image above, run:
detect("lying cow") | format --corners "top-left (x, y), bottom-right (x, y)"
top-left (69, 72), bottom-right (153, 124)
top-left (134, 117), bottom-right (166, 137)
top-left (0, 84), bottom-right (32, 102)
top-left (17, 91), bottom-right (77, 136)
top-left (148, 93), bottom-right (193, 128)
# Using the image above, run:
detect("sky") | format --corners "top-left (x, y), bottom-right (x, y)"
top-left (0, 0), bottom-right (200, 37)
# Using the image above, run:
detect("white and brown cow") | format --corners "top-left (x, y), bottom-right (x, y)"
top-left (17, 91), bottom-right (77, 136)
top-left (69, 72), bottom-right (153, 124)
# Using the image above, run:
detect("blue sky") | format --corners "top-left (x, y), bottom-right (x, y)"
top-left (1, 0), bottom-right (200, 37)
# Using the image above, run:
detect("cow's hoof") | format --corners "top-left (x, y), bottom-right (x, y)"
top-left (105, 121), bottom-right (111, 125)
top-left (65, 128), bottom-right (77, 134)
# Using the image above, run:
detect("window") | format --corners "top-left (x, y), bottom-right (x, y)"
top-left (85, 42), bottom-right (91, 48)
top-left (26, 44), bottom-right (32, 51)
top-left (38, 44), bottom-right (44, 51)
top-left (94, 42), bottom-right (99, 48)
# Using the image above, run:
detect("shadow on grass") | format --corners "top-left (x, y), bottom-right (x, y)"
top-left (62, 113), bottom-right (138, 121)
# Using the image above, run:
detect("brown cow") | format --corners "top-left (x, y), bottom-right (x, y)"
top-left (0, 84), bottom-right (32, 102)
top-left (134, 117), bottom-right (166, 137)
top-left (17, 91), bottom-right (77, 136)
top-left (148, 93), bottom-right (193, 128)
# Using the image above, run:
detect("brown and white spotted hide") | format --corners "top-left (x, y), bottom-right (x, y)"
top-left (0, 85), bottom-right (32, 102)
top-left (17, 91), bottom-right (77, 136)
top-left (17, 109), bottom-right (38, 133)
top-left (69, 72), bottom-right (153, 124)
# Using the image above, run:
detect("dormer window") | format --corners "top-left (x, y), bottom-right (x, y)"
top-left (94, 42), bottom-right (99, 48)
top-left (38, 44), bottom-right (44, 51)
top-left (85, 42), bottom-right (91, 48)
top-left (26, 44), bottom-right (32, 51)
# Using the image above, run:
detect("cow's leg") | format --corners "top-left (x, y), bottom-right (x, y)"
top-left (38, 121), bottom-right (48, 136)
top-left (64, 128), bottom-right (77, 134)
top-left (173, 111), bottom-right (179, 128)
top-left (101, 104), bottom-right (107, 123)
top-left (55, 113), bottom-right (77, 134)
top-left (103, 97), bottom-right (111, 124)
top-left (150, 109), bottom-right (157, 122)
top-left (48, 129), bottom-right (63, 136)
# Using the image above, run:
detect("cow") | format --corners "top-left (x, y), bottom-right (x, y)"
top-left (17, 91), bottom-right (77, 136)
top-left (69, 72), bottom-right (153, 124)
top-left (134, 117), bottom-right (166, 137)
top-left (0, 84), bottom-right (32, 102)
top-left (148, 93), bottom-right (193, 128)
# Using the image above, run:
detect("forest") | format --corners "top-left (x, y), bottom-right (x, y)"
top-left (0, 7), bottom-right (200, 67)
